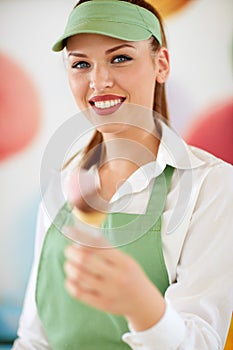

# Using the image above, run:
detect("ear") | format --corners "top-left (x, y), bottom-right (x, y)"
top-left (155, 47), bottom-right (170, 83)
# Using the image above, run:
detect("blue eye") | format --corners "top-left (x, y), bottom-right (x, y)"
top-left (72, 61), bottom-right (90, 69)
top-left (112, 55), bottom-right (132, 63)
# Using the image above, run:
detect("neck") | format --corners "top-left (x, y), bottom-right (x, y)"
top-left (101, 124), bottom-right (160, 171)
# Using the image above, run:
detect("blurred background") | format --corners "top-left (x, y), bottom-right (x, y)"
top-left (0, 0), bottom-right (232, 348)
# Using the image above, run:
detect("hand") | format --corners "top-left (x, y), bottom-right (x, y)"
top-left (64, 241), bottom-right (166, 331)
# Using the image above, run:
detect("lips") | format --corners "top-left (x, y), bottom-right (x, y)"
top-left (89, 95), bottom-right (126, 115)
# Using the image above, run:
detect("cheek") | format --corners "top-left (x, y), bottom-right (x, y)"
top-left (121, 64), bottom-right (156, 97)
top-left (68, 72), bottom-right (77, 95)
top-left (68, 73), bottom-right (87, 104)
top-left (68, 72), bottom-right (80, 90)
top-left (138, 67), bottom-right (156, 101)
top-left (131, 75), bottom-right (156, 104)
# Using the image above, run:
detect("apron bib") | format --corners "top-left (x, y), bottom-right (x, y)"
top-left (36, 166), bottom-right (174, 349)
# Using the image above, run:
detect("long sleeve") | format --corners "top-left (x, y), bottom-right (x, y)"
top-left (123, 162), bottom-right (233, 350)
top-left (12, 203), bottom-right (52, 350)
top-left (13, 143), bottom-right (233, 349)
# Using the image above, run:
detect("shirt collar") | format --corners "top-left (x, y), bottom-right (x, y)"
top-left (158, 122), bottom-right (204, 170)
top-left (82, 121), bottom-right (205, 201)
top-left (109, 122), bottom-right (204, 200)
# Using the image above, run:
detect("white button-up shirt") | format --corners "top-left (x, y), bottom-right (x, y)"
top-left (13, 123), bottom-right (233, 350)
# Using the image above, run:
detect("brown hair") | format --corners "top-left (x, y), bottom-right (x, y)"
top-left (66, 0), bottom-right (169, 169)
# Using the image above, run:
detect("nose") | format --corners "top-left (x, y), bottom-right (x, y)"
top-left (89, 64), bottom-right (114, 91)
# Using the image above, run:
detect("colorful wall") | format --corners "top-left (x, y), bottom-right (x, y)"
top-left (0, 0), bottom-right (232, 347)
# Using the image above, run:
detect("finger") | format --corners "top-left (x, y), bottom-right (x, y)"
top-left (64, 268), bottom-right (103, 296)
top-left (65, 244), bottom-right (114, 277)
top-left (66, 241), bottom-right (123, 265)
top-left (65, 278), bottom-right (99, 298)
top-left (65, 279), bottom-right (111, 312)
top-left (64, 260), bottom-right (103, 285)
top-left (81, 244), bottom-right (128, 268)
top-left (63, 225), bottom-right (110, 248)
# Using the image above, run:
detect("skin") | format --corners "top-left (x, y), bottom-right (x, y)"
top-left (64, 33), bottom-right (170, 331)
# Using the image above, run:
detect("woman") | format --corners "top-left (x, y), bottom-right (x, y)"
top-left (13, 1), bottom-right (233, 349)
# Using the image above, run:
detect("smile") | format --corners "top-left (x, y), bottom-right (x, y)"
top-left (93, 99), bottom-right (122, 109)
top-left (89, 95), bottom-right (126, 115)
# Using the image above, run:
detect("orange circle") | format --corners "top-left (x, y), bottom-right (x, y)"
top-left (147, 0), bottom-right (190, 17)
top-left (0, 53), bottom-right (41, 161)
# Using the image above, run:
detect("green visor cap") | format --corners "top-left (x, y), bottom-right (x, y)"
top-left (52, 0), bottom-right (162, 52)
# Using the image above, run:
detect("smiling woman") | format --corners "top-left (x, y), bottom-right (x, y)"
top-left (66, 34), bottom-right (168, 119)
top-left (13, 1), bottom-right (233, 350)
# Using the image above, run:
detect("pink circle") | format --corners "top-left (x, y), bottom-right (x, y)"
top-left (185, 100), bottom-right (233, 165)
top-left (0, 53), bottom-right (41, 161)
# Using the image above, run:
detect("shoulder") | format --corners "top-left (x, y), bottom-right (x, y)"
top-left (189, 145), bottom-right (232, 168)
top-left (183, 146), bottom-right (233, 220)
top-left (171, 145), bottom-right (233, 228)
top-left (189, 145), bottom-right (233, 188)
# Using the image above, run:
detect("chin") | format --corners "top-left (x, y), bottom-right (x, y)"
top-left (97, 123), bottom-right (130, 135)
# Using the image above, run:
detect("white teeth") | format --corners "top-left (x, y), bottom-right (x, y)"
top-left (94, 99), bottom-right (122, 109)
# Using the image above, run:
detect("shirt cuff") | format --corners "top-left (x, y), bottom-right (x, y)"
top-left (122, 302), bottom-right (186, 350)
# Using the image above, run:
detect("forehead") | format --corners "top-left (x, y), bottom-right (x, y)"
top-left (66, 33), bottom-right (150, 52)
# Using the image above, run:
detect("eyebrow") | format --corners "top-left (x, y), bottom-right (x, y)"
top-left (106, 44), bottom-right (135, 54)
top-left (68, 44), bottom-right (136, 58)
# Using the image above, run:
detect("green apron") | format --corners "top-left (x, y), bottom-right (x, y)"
top-left (36, 166), bottom-right (174, 349)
